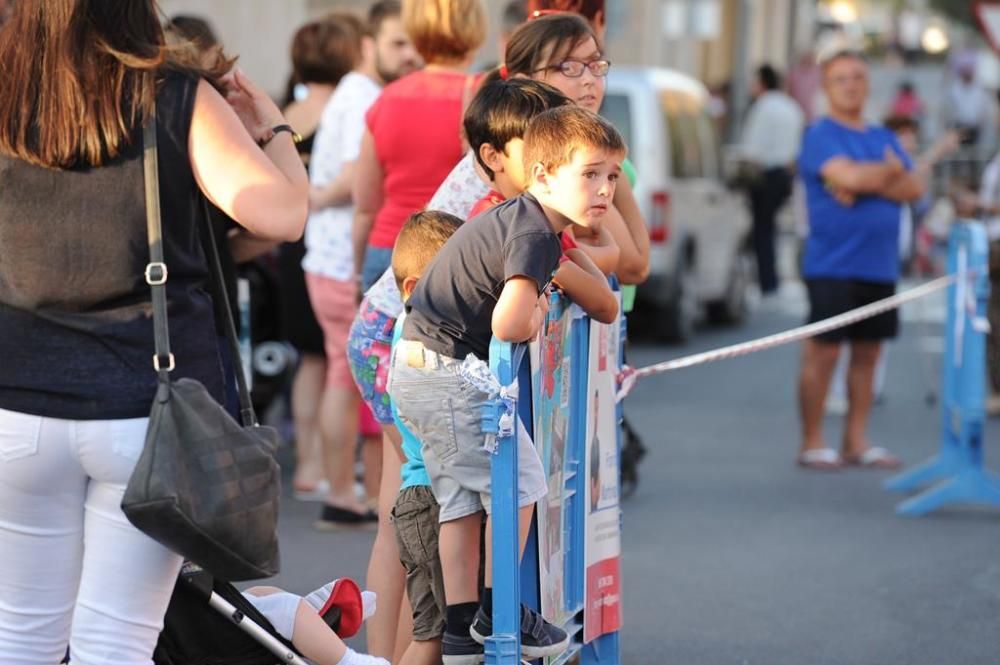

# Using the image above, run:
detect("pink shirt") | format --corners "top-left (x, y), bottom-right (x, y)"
top-left (365, 69), bottom-right (471, 248)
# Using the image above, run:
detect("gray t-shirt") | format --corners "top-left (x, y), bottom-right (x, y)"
top-left (403, 192), bottom-right (562, 360)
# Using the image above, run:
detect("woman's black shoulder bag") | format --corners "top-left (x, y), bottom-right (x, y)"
top-left (121, 105), bottom-right (282, 581)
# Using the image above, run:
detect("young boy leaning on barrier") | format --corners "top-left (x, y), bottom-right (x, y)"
top-left (388, 105), bottom-right (626, 664)
top-left (385, 210), bottom-right (464, 665)
top-left (466, 78), bottom-right (619, 323)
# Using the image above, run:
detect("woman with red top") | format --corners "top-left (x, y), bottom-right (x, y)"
top-left (352, 0), bottom-right (487, 292)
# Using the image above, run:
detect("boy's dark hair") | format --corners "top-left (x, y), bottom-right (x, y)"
top-left (368, 0), bottom-right (401, 38)
top-left (523, 106), bottom-right (625, 175)
top-left (464, 79), bottom-right (571, 181)
top-left (504, 13), bottom-right (597, 78)
top-left (757, 63), bottom-right (780, 91)
top-left (392, 210), bottom-right (464, 291)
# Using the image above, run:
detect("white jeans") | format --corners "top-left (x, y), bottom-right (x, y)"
top-left (0, 408), bottom-right (183, 665)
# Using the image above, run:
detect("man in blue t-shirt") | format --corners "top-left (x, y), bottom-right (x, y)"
top-left (796, 50), bottom-right (925, 470)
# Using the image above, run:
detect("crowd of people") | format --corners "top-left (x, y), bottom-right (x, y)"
top-left (3, 0), bottom-right (997, 662)
top-left (0, 1), bottom-right (650, 663)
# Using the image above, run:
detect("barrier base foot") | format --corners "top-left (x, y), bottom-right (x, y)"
top-left (884, 453), bottom-right (958, 493)
top-left (485, 635), bottom-right (521, 665)
top-left (895, 468), bottom-right (1000, 516)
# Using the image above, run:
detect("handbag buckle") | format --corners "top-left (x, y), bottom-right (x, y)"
top-left (145, 262), bottom-right (168, 285)
top-left (153, 353), bottom-right (175, 372)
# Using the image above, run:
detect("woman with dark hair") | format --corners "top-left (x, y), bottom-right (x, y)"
top-left (0, 1), bottom-right (308, 662)
top-left (277, 16), bottom-right (364, 504)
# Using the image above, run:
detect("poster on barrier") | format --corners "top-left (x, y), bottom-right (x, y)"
top-left (584, 309), bottom-right (622, 643)
top-left (530, 296), bottom-right (574, 628)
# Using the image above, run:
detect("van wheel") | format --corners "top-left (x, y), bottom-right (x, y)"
top-left (708, 248), bottom-right (752, 325)
top-left (655, 257), bottom-right (697, 343)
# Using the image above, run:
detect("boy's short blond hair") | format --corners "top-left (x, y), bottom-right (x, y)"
top-left (392, 210), bottom-right (464, 291)
top-left (522, 106), bottom-right (626, 175)
top-left (402, 0), bottom-right (486, 65)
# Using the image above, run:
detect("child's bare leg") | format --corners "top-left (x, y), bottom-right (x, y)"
top-left (366, 426), bottom-right (408, 659)
top-left (361, 434), bottom-right (383, 506)
top-left (438, 513), bottom-right (483, 605)
top-left (291, 600), bottom-right (350, 665)
top-left (398, 637), bottom-right (443, 665)
top-left (483, 505), bottom-right (535, 588)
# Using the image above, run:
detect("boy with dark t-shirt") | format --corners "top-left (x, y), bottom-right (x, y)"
top-left (388, 106), bottom-right (625, 663)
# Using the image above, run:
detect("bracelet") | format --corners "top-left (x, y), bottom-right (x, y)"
top-left (259, 124), bottom-right (302, 148)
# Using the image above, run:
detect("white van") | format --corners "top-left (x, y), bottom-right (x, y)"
top-left (600, 66), bottom-right (752, 341)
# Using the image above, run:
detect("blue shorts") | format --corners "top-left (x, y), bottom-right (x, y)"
top-left (361, 246), bottom-right (394, 292)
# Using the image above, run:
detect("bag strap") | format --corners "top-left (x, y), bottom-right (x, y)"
top-left (142, 105), bottom-right (259, 427)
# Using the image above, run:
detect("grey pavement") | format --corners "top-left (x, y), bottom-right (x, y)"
top-left (261, 273), bottom-right (1000, 665)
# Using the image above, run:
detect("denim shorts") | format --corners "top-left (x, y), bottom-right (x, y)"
top-left (388, 340), bottom-right (547, 522)
top-left (361, 246), bottom-right (394, 292)
top-left (347, 298), bottom-right (396, 425)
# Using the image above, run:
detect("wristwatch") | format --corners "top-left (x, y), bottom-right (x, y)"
top-left (259, 124), bottom-right (302, 147)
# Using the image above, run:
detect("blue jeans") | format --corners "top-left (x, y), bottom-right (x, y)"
top-left (361, 246), bottom-right (394, 292)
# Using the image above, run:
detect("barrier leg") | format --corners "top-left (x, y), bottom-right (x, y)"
top-left (897, 468), bottom-right (1000, 515)
top-left (487, 339), bottom-right (521, 665)
top-left (883, 446), bottom-right (961, 493)
top-left (888, 222), bottom-right (1000, 515)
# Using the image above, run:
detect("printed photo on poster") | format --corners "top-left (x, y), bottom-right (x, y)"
top-left (584, 306), bottom-right (622, 643)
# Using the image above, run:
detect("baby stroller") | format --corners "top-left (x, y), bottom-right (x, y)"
top-left (153, 562), bottom-right (349, 665)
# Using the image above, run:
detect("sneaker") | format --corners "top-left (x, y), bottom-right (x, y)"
top-left (469, 605), bottom-right (570, 659)
top-left (442, 630), bottom-right (484, 665)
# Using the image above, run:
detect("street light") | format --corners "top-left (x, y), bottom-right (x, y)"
top-left (921, 25), bottom-right (949, 54)
top-left (828, 0), bottom-right (858, 24)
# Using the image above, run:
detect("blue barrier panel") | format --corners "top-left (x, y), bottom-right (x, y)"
top-left (486, 338), bottom-right (523, 664)
top-left (488, 289), bottom-right (622, 665)
top-left (885, 221), bottom-right (1000, 515)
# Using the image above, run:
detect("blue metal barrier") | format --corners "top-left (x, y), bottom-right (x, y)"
top-left (885, 221), bottom-right (1000, 515)
top-left (488, 291), bottom-right (622, 665)
top-left (486, 338), bottom-right (523, 664)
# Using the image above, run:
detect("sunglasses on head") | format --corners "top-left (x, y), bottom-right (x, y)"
top-left (530, 9), bottom-right (568, 20)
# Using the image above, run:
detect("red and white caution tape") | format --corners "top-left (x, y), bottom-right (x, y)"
top-left (616, 275), bottom-right (957, 401)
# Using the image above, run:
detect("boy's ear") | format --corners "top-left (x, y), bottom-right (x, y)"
top-left (478, 143), bottom-right (505, 177)
top-left (529, 161), bottom-right (550, 190)
top-left (401, 275), bottom-right (420, 299)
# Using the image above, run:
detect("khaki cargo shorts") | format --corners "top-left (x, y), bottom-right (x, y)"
top-left (391, 486), bottom-right (445, 640)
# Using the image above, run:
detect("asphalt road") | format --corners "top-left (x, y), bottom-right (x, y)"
top-left (261, 276), bottom-right (1000, 665)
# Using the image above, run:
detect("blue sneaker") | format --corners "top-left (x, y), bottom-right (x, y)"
top-left (442, 629), bottom-right (484, 665)
top-left (469, 605), bottom-right (570, 659)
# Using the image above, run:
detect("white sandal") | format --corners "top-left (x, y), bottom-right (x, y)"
top-left (797, 448), bottom-right (842, 470)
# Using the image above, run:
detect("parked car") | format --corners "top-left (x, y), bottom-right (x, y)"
top-left (600, 66), bottom-right (752, 341)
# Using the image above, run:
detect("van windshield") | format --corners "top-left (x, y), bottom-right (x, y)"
top-left (599, 93), bottom-right (634, 149)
